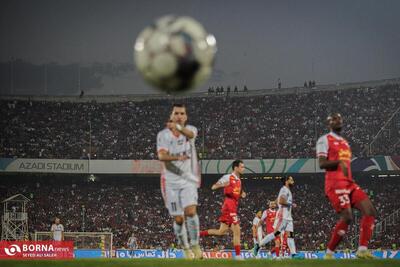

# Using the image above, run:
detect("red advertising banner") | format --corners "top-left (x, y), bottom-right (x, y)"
top-left (0, 241), bottom-right (74, 259)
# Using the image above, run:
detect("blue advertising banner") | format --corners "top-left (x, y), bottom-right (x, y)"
top-left (74, 249), bottom-right (113, 258)
top-left (115, 249), bottom-right (183, 259)
top-left (111, 249), bottom-right (400, 259)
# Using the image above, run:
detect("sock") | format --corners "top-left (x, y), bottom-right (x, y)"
top-left (186, 214), bottom-right (200, 246)
top-left (275, 246), bottom-right (280, 257)
top-left (359, 215), bottom-right (375, 247)
top-left (200, 230), bottom-right (209, 237)
top-left (260, 232), bottom-right (275, 246)
top-left (287, 238), bottom-right (297, 255)
top-left (327, 220), bottom-right (349, 251)
top-left (234, 245), bottom-right (241, 257)
top-left (173, 221), bottom-right (189, 249)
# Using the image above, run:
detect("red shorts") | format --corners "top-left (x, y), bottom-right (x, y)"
top-left (326, 182), bottom-right (368, 213)
top-left (219, 198), bottom-right (239, 226)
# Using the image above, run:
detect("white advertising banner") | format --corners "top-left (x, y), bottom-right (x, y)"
top-left (0, 158), bottom-right (88, 173)
top-left (0, 156), bottom-right (398, 174)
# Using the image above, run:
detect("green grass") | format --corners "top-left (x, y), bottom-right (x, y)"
top-left (0, 259), bottom-right (399, 267)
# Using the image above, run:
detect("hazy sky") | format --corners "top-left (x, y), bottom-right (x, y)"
top-left (1, 0), bottom-right (400, 94)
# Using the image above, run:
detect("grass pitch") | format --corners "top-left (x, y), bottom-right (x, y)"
top-left (0, 259), bottom-right (399, 267)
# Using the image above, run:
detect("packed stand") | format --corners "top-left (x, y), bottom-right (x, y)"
top-left (0, 176), bottom-right (399, 250)
top-left (1, 84), bottom-right (399, 160)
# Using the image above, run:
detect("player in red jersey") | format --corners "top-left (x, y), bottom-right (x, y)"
top-left (258, 200), bottom-right (282, 258)
top-left (200, 160), bottom-right (246, 259)
top-left (316, 113), bottom-right (377, 259)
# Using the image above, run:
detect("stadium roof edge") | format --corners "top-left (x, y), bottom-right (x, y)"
top-left (0, 77), bottom-right (399, 103)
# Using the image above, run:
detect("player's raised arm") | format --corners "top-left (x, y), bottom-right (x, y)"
top-left (168, 120), bottom-right (195, 139)
top-left (157, 149), bottom-right (189, 162)
top-left (167, 104), bottom-right (197, 139)
top-left (157, 129), bottom-right (189, 162)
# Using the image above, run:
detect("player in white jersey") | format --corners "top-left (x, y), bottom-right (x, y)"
top-left (252, 211), bottom-right (263, 246)
top-left (51, 217), bottom-right (64, 241)
top-left (157, 104), bottom-right (202, 259)
top-left (127, 233), bottom-right (138, 249)
top-left (127, 233), bottom-right (138, 257)
top-left (253, 176), bottom-right (299, 258)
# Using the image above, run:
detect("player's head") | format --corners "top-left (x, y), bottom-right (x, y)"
top-left (170, 104), bottom-right (187, 125)
top-left (256, 210), bottom-right (262, 218)
top-left (327, 113), bottom-right (343, 132)
top-left (283, 176), bottom-right (295, 187)
top-left (232, 160), bottom-right (245, 175)
top-left (269, 200), bottom-right (277, 209)
top-left (55, 217), bottom-right (60, 224)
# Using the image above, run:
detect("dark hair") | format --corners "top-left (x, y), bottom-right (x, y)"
top-left (232, 159), bottom-right (243, 170)
top-left (282, 176), bottom-right (292, 185)
top-left (172, 103), bottom-right (186, 109)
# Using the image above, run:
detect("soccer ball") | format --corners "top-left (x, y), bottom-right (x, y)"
top-left (134, 15), bottom-right (217, 93)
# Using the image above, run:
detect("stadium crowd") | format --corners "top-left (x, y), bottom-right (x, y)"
top-left (1, 84), bottom-right (399, 160)
top-left (1, 175), bottom-right (399, 251)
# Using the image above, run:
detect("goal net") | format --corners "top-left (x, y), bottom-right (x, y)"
top-left (34, 231), bottom-right (113, 257)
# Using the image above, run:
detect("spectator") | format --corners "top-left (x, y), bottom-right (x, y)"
top-left (1, 84), bottom-right (399, 160)
top-left (1, 175), bottom-right (397, 250)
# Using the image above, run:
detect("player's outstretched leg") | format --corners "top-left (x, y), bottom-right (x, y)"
top-left (252, 231), bottom-right (279, 256)
top-left (200, 223), bottom-right (229, 237)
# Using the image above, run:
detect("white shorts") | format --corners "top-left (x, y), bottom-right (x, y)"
top-left (162, 184), bottom-right (198, 216)
top-left (273, 217), bottom-right (293, 233)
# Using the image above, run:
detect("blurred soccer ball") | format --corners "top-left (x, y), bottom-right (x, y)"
top-left (134, 15), bottom-right (217, 94)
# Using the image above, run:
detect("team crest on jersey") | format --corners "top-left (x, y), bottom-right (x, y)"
top-left (177, 140), bottom-right (184, 145)
top-left (338, 149), bottom-right (351, 161)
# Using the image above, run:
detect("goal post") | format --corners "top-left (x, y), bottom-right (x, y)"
top-left (34, 231), bottom-right (113, 257)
